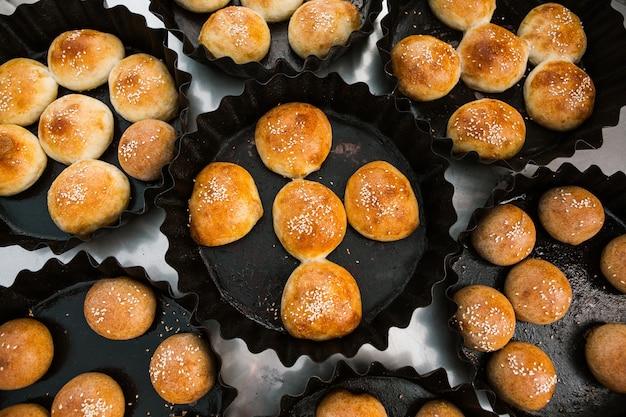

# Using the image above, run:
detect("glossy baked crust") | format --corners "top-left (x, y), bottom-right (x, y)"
top-left (427, 0), bottom-right (496, 32)
top-left (51, 372), bottom-right (125, 417)
top-left (584, 323), bottom-right (626, 393)
top-left (315, 388), bottom-right (387, 417)
top-left (0, 124), bottom-right (47, 196)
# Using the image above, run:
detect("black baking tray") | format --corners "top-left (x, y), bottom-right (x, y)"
top-left (377, 0), bottom-right (626, 171)
top-left (148, 0), bottom-right (383, 80)
top-left (448, 163), bottom-right (626, 416)
top-left (0, 251), bottom-right (236, 416)
top-left (156, 70), bottom-right (459, 366)
top-left (0, 0), bottom-right (192, 254)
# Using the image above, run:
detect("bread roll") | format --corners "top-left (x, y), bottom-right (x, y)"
top-left (600, 234), bottom-right (626, 293)
top-left (316, 389), bottom-right (387, 417)
top-left (51, 372), bottom-right (125, 417)
top-left (0, 57), bottom-right (58, 126)
top-left (281, 259), bottom-right (362, 341)
top-left (415, 400), bottom-right (465, 417)
top-left (47, 29), bottom-right (125, 91)
top-left (174, 0), bottom-right (229, 13)
top-left (585, 322), bottom-right (626, 393)
top-left (0, 403), bottom-right (49, 417)
top-left (241, 0), bottom-right (303, 22)
top-left (427, 0), bottom-right (495, 32)
top-left (0, 124), bottom-right (47, 197)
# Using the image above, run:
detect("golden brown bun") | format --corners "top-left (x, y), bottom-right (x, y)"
top-left (273, 179), bottom-right (346, 261)
top-left (415, 400), bottom-right (465, 417)
top-left (254, 102), bottom-right (332, 178)
top-left (38, 94), bottom-right (114, 165)
top-left (471, 203), bottom-right (536, 266)
top-left (198, 6), bottom-right (271, 64)
top-left (0, 318), bottom-right (54, 390)
top-left (315, 389), bottom-right (387, 417)
top-left (47, 29), bottom-right (125, 91)
top-left (457, 23), bottom-right (529, 93)
top-left (241, 0), bottom-right (304, 22)
top-left (427, 0), bottom-right (495, 32)
top-left (288, 0), bottom-right (360, 59)
top-left (118, 119), bottom-right (177, 181)
top-left (537, 185), bottom-right (604, 245)
top-left (447, 98), bottom-right (526, 160)
top-left (51, 372), bottom-right (125, 417)
top-left (391, 35), bottom-right (461, 102)
top-left (0, 124), bottom-right (47, 197)
top-left (108, 53), bottom-right (179, 123)
top-left (281, 259), bottom-right (362, 341)
top-left (174, 0), bottom-right (229, 13)
top-left (451, 285), bottom-right (515, 352)
top-left (149, 332), bottom-right (216, 404)
top-left (600, 234), bottom-right (626, 293)
top-left (47, 159), bottom-right (131, 236)
top-left (518, 3), bottom-right (587, 66)
top-left (344, 160), bottom-right (419, 242)
top-left (0, 403), bottom-right (49, 417)
top-left (487, 341), bottom-right (557, 412)
top-left (504, 258), bottom-right (572, 324)
top-left (584, 322), bottom-right (626, 393)
top-left (83, 276), bottom-right (157, 340)
top-left (0, 58), bottom-right (58, 126)
top-left (189, 161), bottom-right (263, 246)
top-left (524, 59), bottom-right (595, 131)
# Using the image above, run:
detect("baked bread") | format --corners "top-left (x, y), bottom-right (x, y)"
top-left (108, 53), bottom-right (179, 123)
top-left (504, 258), bottom-right (572, 324)
top-left (518, 3), bottom-right (587, 65)
top-left (451, 284), bottom-right (516, 352)
top-left (174, 0), bottom-right (229, 13)
top-left (0, 57), bottom-right (58, 126)
top-left (47, 159), bottom-right (131, 236)
top-left (273, 179), bottom-right (346, 261)
top-left (288, 0), bottom-right (360, 59)
top-left (446, 98), bottom-right (526, 160)
top-left (0, 124), bottom-right (47, 197)
top-left (537, 185), bottom-right (604, 245)
top-left (486, 341), bottom-right (557, 411)
top-left (281, 259), bottom-right (362, 341)
top-left (118, 119), bottom-right (178, 181)
top-left (83, 276), bottom-right (157, 340)
top-left (47, 29), bottom-right (125, 91)
top-left (254, 102), bottom-right (332, 179)
top-left (0, 318), bottom-right (54, 390)
top-left (427, 0), bottom-right (496, 32)
top-left (344, 160), bottom-right (419, 242)
top-left (600, 234), bottom-right (626, 293)
top-left (471, 203), bottom-right (536, 266)
top-left (241, 0), bottom-right (304, 22)
top-left (149, 332), bottom-right (216, 404)
top-left (189, 161), bottom-right (263, 247)
top-left (315, 389), bottom-right (387, 417)
top-left (51, 372), bottom-right (125, 417)
top-left (524, 59), bottom-right (595, 131)
top-left (390, 34), bottom-right (461, 102)
top-left (415, 400), bottom-right (465, 417)
top-left (38, 93), bottom-right (115, 165)
top-left (0, 403), bottom-right (49, 417)
top-left (457, 23), bottom-right (529, 93)
top-left (198, 6), bottom-right (271, 64)
top-left (584, 322), bottom-right (626, 393)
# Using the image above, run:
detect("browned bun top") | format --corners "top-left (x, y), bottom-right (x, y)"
top-left (174, 0), bottom-right (229, 13)
top-left (51, 372), bottom-right (125, 417)
top-left (0, 403), bottom-right (50, 417)
top-left (600, 234), bottom-right (626, 294)
top-left (241, 0), bottom-right (304, 22)
top-left (427, 0), bottom-right (496, 32)
top-left (584, 322), bottom-right (626, 393)
top-left (0, 124), bottom-right (47, 197)
top-left (315, 388), bottom-right (387, 417)
top-left (415, 399), bottom-right (465, 417)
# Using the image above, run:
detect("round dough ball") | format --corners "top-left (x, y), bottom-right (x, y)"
top-left (457, 23), bottom-right (529, 93)
top-left (427, 0), bottom-right (495, 32)
top-left (198, 6), bottom-right (271, 64)
top-left (390, 34), bottom-right (461, 102)
top-left (254, 102), bottom-right (332, 179)
top-left (241, 0), bottom-right (303, 22)
top-left (38, 94), bottom-right (114, 165)
top-left (47, 29), bottom-right (125, 91)
top-left (600, 234), bottom-right (626, 293)
top-left (83, 276), bottom-right (157, 340)
top-left (0, 403), bottom-right (49, 417)
top-left (51, 372), bottom-right (124, 417)
top-left (281, 259), bottom-right (362, 341)
top-left (487, 341), bottom-right (557, 412)
top-left (537, 185), bottom-right (604, 245)
top-left (47, 159), bottom-right (131, 236)
top-left (451, 285), bottom-right (516, 352)
top-left (174, 0), bottom-right (229, 13)
top-left (108, 53), bottom-right (179, 123)
top-left (518, 3), bottom-right (587, 66)
top-left (585, 322), bottom-right (626, 393)
top-left (524, 59), bottom-right (595, 132)
top-left (471, 203), bottom-right (536, 266)
top-left (344, 160), bottom-right (420, 242)
top-left (446, 98), bottom-right (526, 160)
top-left (0, 318), bottom-right (54, 390)
top-left (288, 0), bottom-right (360, 59)
top-left (0, 57), bottom-right (58, 126)
top-left (504, 258), bottom-right (572, 324)
top-left (315, 389), bottom-right (387, 417)
top-left (0, 124), bottom-right (47, 197)
top-left (273, 179), bottom-right (347, 261)
top-left (415, 400), bottom-right (465, 417)
top-left (149, 332), bottom-right (216, 404)
top-left (118, 119), bottom-right (178, 181)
